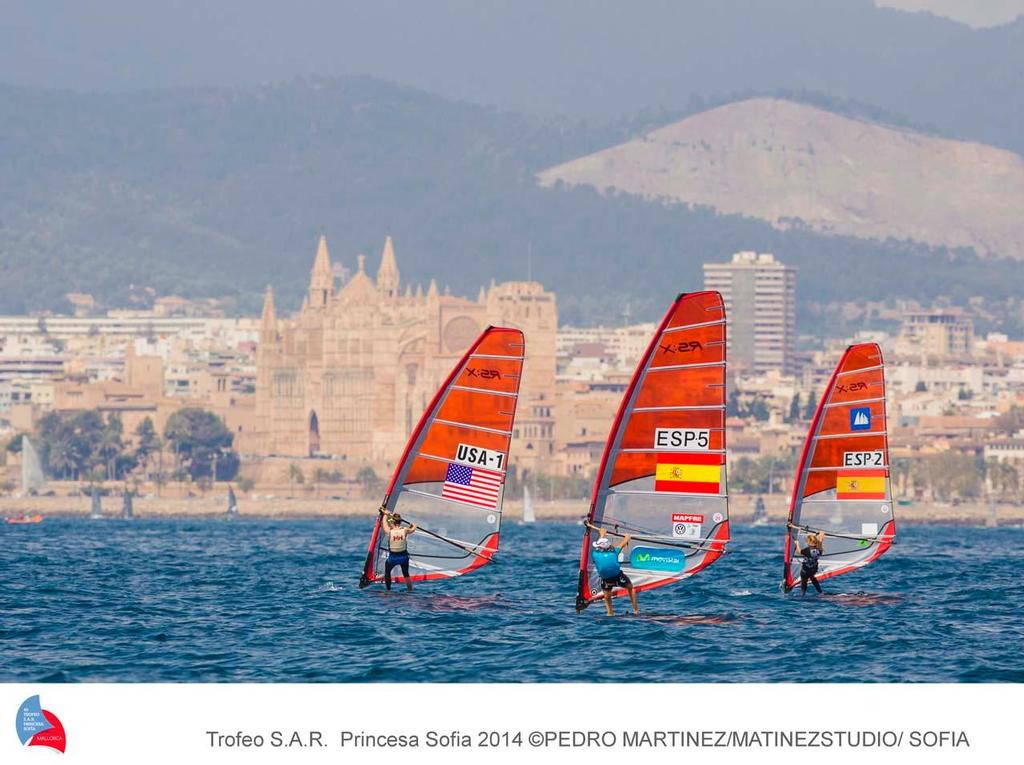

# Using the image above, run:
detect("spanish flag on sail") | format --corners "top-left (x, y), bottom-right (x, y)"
top-left (836, 469), bottom-right (887, 500)
top-left (654, 453), bottom-right (722, 494)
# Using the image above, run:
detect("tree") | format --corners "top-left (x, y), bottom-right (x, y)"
top-left (803, 396), bottom-right (817, 420)
top-left (788, 394), bottom-right (801, 423)
top-left (134, 417), bottom-right (162, 474)
top-left (163, 408), bottom-right (239, 481)
top-left (746, 397), bottom-right (770, 422)
top-left (726, 389), bottom-right (741, 418)
top-left (356, 466), bottom-right (384, 498)
top-left (994, 406), bottom-right (1024, 435)
top-left (287, 462), bottom-right (305, 496)
top-left (36, 409), bottom-right (134, 480)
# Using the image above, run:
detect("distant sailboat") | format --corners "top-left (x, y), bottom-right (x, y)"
top-left (21, 435), bottom-right (45, 495)
top-left (90, 487), bottom-right (104, 519)
top-left (122, 486), bottom-right (134, 519)
top-left (752, 496), bottom-right (768, 526)
top-left (226, 486), bottom-right (239, 519)
top-left (522, 485), bottom-right (535, 524)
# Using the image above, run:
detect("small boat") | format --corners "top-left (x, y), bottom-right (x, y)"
top-left (226, 486), bottom-right (239, 519)
top-left (5, 514), bottom-right (43, 524)
top-left (21, 435), bottom-right (46, 494)
top-left (90, 487), bottom-right (104, 519)
top-left (122, 486), bottom-right (134, 519)
top-left (521, 485), bottom-right (535, 524)
top-left (752, 496), bottom-right (768, 526)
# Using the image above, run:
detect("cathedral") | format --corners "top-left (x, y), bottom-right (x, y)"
top-left (253, 236), bottom-right (557, 477)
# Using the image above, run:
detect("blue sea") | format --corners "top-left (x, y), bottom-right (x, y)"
top-left (1, 519), bottom-right (1021, 682)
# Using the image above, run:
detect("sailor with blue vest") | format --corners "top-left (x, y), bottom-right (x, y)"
top-left (586, 522), bottom-right (640, 616)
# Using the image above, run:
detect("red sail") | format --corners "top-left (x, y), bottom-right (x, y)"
top-left (360, 327), bottom-right (525, 587)
top-left (576, 292), bottom-right (729, 611)
top-left (783, 343), bottom-right (896, 591)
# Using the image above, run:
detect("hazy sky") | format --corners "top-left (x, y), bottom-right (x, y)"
top-left (877, 0), bottom-right (1024, 27)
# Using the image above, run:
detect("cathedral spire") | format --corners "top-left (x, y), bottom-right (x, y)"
top-left (308, 235), bottom-right (334, 309)
top-left (260, 285), bottom-right (277, 329)
top-left (427, 279), bottom-right (438, 302)
top-left (376, 235), bottom-right (400, 299)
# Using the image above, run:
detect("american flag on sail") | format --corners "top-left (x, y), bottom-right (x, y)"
top-left (441, 463), bottom-right (503, 509)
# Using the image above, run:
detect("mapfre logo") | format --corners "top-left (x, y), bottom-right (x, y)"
top-left (15, 695), bottom-right (66, 753)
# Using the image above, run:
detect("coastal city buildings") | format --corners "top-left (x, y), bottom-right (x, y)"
top-left (703, 252), bottom-right (797, 374)
top-left (252, 236), bottom-right (557, 478)
top-left (0, 240), bottom-right (1021, 509)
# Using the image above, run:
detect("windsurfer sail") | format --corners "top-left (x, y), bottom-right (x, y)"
top-left (576, 292), bottom-right (730, 612)
top-left (21, 435), bottom-right (45, 495)
top-left (226, 487), bottom-right (239, 518)
top-left (359, 326), bottom-right (525, 588)
top-left (522, 485), bottom-right (535, 524)
top-left (782, 343), bottom-right (896, 592)
top-left (90, 487), bottom-right (103, 520)
top-left (121, 486), bottom-right (133, 519)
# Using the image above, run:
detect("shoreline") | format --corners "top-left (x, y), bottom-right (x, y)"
top-left (2, 494), bottom-right (1022, 525)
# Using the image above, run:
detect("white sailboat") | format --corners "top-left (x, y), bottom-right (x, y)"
top-left (521, 485), bottom-right (535, 524)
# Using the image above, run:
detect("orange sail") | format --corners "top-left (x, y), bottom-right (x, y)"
top-left (359, 326), bottom-right (525, 587)
top-left (576, 292), bottom-right (729, 611)
top-left (783, 343), bottom-right (896, 591)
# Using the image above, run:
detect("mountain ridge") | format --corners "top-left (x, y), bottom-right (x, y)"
top-left (539, 98), bottom-right (1024, 259)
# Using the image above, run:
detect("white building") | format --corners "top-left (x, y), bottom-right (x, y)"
top-left (703, 251), bottom-right (796, 374)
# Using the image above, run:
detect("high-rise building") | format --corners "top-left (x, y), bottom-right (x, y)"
top-left (898, 309), bottom-right (973, 357)
top-left (702, 251), bottom-right (796, 374)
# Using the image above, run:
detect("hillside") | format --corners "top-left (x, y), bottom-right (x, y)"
top-left (2, 79), bottom-right (1023, 328)
top-left (3, 1), bottom-right (1024, 154)
top-left (539, 98), bottom-right (1024, 259)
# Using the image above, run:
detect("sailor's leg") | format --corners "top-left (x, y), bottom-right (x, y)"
top-left (384, 559), bottom-right (395, 591)
top-left (625, 581), bottom-right (639, 615)
top-left (800, 572), bottom-right (808, 595)
top-left (810, 575), bottom-right (822, 594)
top-left (602, 590), bottom-right (614, 616)
top-left (400, 557), bottom-right (412, 592)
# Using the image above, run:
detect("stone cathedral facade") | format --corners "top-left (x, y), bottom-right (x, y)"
top-left (253, 236), bottom-right (557, 477)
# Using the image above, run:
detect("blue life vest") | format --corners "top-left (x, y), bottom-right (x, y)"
top-left (591, 548), bottom-right (621, 580)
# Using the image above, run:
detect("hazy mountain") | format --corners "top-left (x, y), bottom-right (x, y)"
top-left (3, 78), bottom-right (1022, 328)
top-left (540, 98), bottom-right (1024, 259)
top-left (2, 1), bottom-right (1023, 153)
top-left (877, 1), bottom-right (1023, 28)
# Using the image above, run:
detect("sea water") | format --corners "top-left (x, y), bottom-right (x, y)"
top-left (1, 519), bottom-right (1020, 682)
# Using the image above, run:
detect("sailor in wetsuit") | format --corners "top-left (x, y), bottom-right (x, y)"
top-left (793, 529), bottom-right (825, 594)
top-left (587, 523), bottom-right (639, 616)
top-left (381, 511), bottom-right (418, 592)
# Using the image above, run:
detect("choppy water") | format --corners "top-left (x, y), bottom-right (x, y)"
top-left (1, 519), bottom-right (1021, 682)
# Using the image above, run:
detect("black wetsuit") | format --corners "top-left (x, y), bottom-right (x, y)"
top-left (799, 546), bottom-right (823, 594)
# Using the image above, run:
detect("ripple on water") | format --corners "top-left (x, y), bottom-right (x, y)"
top-left (0, 520), bottom-right (1021, 682)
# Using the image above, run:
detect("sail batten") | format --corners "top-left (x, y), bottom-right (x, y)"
top-left (783, 342), bottom-right (896, 592)
top-left (359, 326), bottom-right (525, 588)
top-left (576, 292), bottom-right (730, 611)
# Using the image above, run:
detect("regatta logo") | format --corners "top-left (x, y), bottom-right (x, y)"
top-left (835, 381), bottom-right (868, 395)
top-left (658, 341), bottom-right (703, 355)
top-left (15, 695), bottom-right (66, 753)
top-left (631, 547), bottom-right (686, 573)
top-left (466, 368), bottom-right (501, 380)
top-left (849, 407), bottom-right (872, 431)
